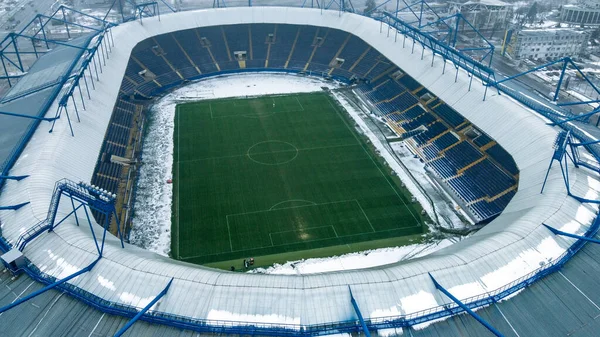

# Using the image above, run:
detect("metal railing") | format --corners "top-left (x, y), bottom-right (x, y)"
top-left (0, 207), bottom-right (596, 336)
top-left (2, 2), bottom-right (600, 335)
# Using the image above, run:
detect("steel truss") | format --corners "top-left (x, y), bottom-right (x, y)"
top-left (0, 1), bottom-right (600, 335)
top-left (0, 6), bottom-right (117, 186)
top-left (14, 179), bottom-right (125, 253)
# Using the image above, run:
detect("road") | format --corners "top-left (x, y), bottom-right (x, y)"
top-left (0, 0), bottom-right (58, 38)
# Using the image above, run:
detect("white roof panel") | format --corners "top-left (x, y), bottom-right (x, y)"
top-left (0, 7), bottom-right (598, 328)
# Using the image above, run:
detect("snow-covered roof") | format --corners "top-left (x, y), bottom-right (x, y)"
top-left (519, 28), bottom-right (588, 36)
top-left (451, 0), bottom-right (510, 8)
top-left (0, 6), bottom-right (598, 328)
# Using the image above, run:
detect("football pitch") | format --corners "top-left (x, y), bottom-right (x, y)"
top-left (171, 92), bottom-right (426, 266)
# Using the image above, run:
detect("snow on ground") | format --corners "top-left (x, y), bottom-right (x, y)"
top-left (251, 239), bottom-right (454, 275)
top-left (129, 73), bottom-right (341, 256)
top-left (130, 72), bottom-right (459, 270)
top-left (332, 91), bottom-right (468, 228)
top-left (390, 142), bottom-right (473, 226)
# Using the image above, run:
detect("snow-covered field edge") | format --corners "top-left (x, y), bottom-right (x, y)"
top-left (129, 73), bottom-right (459, 273)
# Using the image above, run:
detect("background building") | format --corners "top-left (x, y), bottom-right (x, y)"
top-left (508, 28), bottom-right (589, 60)
top-left (448, 0), bottom-right (512, 32)
top-left (560, 0), bottom-right (600, 26)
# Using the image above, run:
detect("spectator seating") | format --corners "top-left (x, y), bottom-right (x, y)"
top-left (113, 22), bottom-right (519, 223)
top-left (433, 103), bottom-right (466, 128)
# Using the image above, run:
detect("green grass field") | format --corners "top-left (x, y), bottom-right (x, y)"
top-left (171, 92), bottom-right (426, 267)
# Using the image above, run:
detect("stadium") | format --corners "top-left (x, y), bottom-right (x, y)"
top-left (0, 1), bottom-right (600, 336)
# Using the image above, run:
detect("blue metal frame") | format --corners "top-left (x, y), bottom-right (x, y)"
top-left (0, 210), bottom-right (594, 336)
top-left (14, 179), bottom-right (124, 253)
top-left (114, 278), bottom-right (174, 337)
top-left (136, 2), bottom-right (161, 24)
top-left (348, 286), bottom-right (372, 337)
top-left (0, 10), bottom-right (115, 182)
top-left (1, 2), bottom-right (600, 336)
top-left (382, 10), bottom-right (498, 101)
top-left (0, 256), bottom-right (101, 314)
top-left (541, 131), bottom-right (571, 194)
top-left (428, 273), bottom-right (504, 337)
top-left (0, 201), bottom-right (29, 210)
top-left (544, 224), bottom-right (600, 245)
top-left (0, 110), bottom-right (59, 121)
top-left (0, 175), bottom-right (28, 181)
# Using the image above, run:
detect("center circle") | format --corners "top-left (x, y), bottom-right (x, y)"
top-left (246, 140), bottom-right (299, 165)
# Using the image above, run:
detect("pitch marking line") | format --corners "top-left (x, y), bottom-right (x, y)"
top-left (209, 102), bottom-right (215, 119)
top-left (176, 105), bottom-right (181, 259)
top-left (325, 97), bottom-right (421, 226)
top-left (269, 199), bottom-right (317, 211)
top-left (226, 199), bottom-right (357, 218)
top-left (295, 96), bottom-right (305, 112)
top-left (225, 215), bottom-right (234, 252)
top-left (355, 199), bottom-right (376, 232)
top-left (178, 143), bottom-right (358, 164)
top-left (179, 223), bottom-right (422, 260)
top-left (246, 140), bottom-right (299, 166)
top-left (221, 199), bottom-right (370, 253)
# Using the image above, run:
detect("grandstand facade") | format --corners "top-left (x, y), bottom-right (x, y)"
top-left (0, 5), bottom-right (599, 337)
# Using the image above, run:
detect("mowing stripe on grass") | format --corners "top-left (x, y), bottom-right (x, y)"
top-left (171, 92), bottom-right (426, 265)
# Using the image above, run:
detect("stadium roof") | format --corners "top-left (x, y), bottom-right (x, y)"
top-left (0, 34), bottom-right (93, 174)
top-left (0, 6), bottom-right (598, 333)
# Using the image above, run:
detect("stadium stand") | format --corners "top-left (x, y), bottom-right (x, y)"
top-left (105, 22), bottom-right (519, 223)
top-left (16, 9), bottom-right (598, 336)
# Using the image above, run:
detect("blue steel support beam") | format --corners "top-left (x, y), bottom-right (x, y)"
top-left (7, 32), bottom-right (88, 51)
top-left (36, 14), bottom-right (104, 33)
top-left (548, 106), bottom-right (600, 126)
top-left (554, 60), bottom-right (569, 102)
top-left (429, 273), bottom-right (504, 337)
top-left (0, 15), bottom-right (96, 181)
top-left (491, 57), bottom-right (569, 86)
top-left (348, 286), bottom-right (372, 337)
top-left (0, 202), bottom-right (29, 210)
top-left (364, 0), bottom-right (391, 15)
top-left (572, 138), bottom-right (600, 146)
top-left (159, 0), bottom-right (177, 12)
top-left (543, 224), bottom-right (600, 244)
top-left (558, 99), bottom-right (600, 107)
top-left (113, 278), bottom-right (174, 337)
top-left (0, 175), bottom-right (28, 181)
top-left (382, 11), bottom-right (495, 85)
top-left (54, 6), bottom-right (116, 28)
top-left (0, 110), bottom-right (59, 121)
top-left (568, 58), bottom-right (600, 95)
top-left (568, 193), bottom-right (600, 204)
top-left (0, 256), bottom-right (101, 314)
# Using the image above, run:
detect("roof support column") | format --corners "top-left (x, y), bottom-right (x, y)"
top-left (348, 286), bottom-right (371, 337)
top-left (113, 278), bottom-right (174, 337)
top-left (0, 256), bottom-right (101, 314)
top-left (544, 224), bottom-right (600, 244)
top-left (429, 273), bottom-right (504, 337)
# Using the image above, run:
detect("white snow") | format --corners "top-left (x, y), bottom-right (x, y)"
top-left (332, 92), bottom-right (468, 229)
top-left (377, 328), bottom-right (403, 337)
top-left (129, 73), bottom-right (341, 256)
top-left (251, 239), bottom-right (454, 275)
top-left (130, 72), bottom-right (461, 271)
top-left (206, 309), bottom-right (301, 328)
